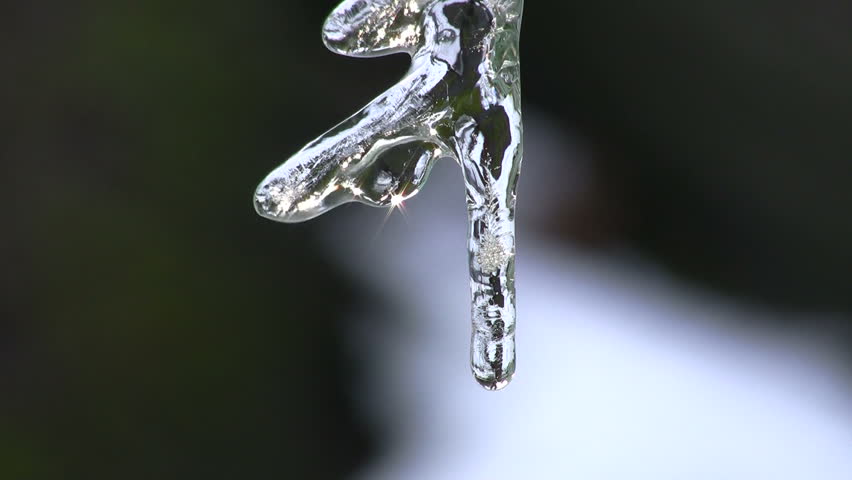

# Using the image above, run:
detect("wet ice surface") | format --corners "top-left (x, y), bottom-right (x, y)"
top-left (321, 114), bottom-right (852, 480)
top-left (254, 0), bottom-right (524, 389)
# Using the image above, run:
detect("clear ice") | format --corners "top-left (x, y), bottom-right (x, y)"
top-left (254, 0), bottom-right (524, 390)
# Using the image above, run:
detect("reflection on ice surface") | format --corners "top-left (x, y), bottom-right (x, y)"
top-left (321, 113), bottom-right (852, 480)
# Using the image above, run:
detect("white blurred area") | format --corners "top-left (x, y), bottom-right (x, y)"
top-left (320, 111), bottom-right (852, 480)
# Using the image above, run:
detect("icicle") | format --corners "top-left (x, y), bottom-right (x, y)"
top-left (254, 0), bottom-right (524, 390)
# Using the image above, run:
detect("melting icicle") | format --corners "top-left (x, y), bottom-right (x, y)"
top-left (254, 0), bottom-right (524, 390)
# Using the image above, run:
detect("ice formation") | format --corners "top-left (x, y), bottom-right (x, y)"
top-left (254, 0), bottom-right (524, 390)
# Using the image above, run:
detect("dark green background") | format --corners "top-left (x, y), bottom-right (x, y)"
top-left (2, 1), bottom-right (850, 478)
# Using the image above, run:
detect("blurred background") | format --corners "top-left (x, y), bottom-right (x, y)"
top-left (2, 1), bottom-right (851, 478)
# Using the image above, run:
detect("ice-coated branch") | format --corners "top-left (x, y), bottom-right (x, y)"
top-left (254, 0), bottom-right (524, 390)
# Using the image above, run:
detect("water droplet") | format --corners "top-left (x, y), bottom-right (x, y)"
top-left (437, 29), bottom-right (456, 43)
